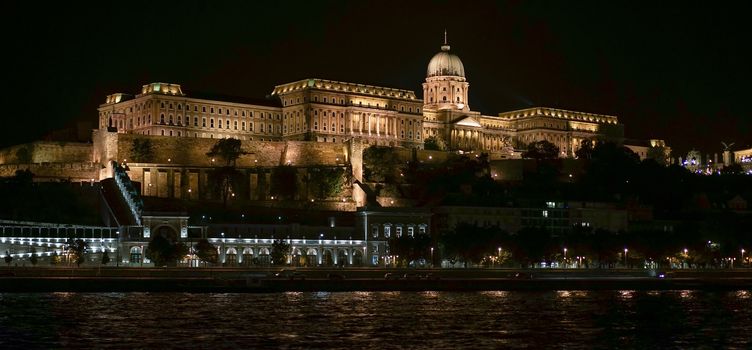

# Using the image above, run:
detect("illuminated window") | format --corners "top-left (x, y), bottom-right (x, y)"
top-left (130, 247), bottom-right (142, 264)
top-left (396, 226), bottom-right (403, 238)
top-left (372, 226), bottom-right (379, 238)
top-left (384, 226), bottom-right (391, 238)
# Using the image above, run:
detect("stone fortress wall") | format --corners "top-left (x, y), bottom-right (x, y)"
top-left (0, 142), bottom-right (92, 165)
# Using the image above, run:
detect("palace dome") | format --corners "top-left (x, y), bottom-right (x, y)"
top-left (426, 44), bottom-right (465, 78)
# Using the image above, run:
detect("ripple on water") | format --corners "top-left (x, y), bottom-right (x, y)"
top-left (0, 290), bottom-right (751, 349)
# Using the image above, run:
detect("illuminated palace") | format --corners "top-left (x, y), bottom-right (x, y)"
top-left (98, 39), bottom-right (622, 157)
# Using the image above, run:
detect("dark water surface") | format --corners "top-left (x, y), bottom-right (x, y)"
top-left (1, 290), bottom-right (751, 349)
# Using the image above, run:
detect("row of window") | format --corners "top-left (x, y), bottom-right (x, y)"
top-left (282, 95), bottom-right (421, 113)
top-left (371, 224), bottom-right (427, 239)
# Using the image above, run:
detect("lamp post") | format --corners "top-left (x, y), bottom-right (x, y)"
top-left (563, 247), bottom-right (568, 268)
top-left (497, 247), bottom-right (501, 268)
top-left (430, 247), bottom-right (434, 267)
top-left (683, 248), bottom-right (688, 269)
top-left (623, 248), bottom-right (628, 268)
top-left (742, 248), bottom-right (746, 267)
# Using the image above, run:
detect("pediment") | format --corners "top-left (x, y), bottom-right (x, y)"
top-left (452, 115), bottom-right (482, 127)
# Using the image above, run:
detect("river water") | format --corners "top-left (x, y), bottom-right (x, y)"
top-left (1, 290), bottom-right (751, 349)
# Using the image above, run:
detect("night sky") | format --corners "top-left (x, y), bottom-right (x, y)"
top-left (3, 0), bottom-right (750, 155)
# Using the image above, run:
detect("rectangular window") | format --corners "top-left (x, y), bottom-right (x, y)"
top-left (408, 227), bottom-right (414, 237)
top-left (396, 226), bottom-right (402, 238)
top-left (372, 226), bottom-right (378, 238)
top-left (384, 226), bottom-right (391, 238)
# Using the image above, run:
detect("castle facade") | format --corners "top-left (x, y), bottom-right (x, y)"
top-left (98, 40), bottom-right (622, 158)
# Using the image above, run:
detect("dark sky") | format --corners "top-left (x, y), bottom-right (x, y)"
top-left (3, 0), bottom-right (750, 155)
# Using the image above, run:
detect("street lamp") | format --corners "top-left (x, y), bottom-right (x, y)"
top-left (624, 248), bottom-right (628, 268)
top-left (430, 247), bottom-right (434, 267)
top-left (563, 247), bottom-right (568, 268)
top-left (742, 248), bottom-right (746, 267)
top-left (497, 247), bottom-right (502, 268)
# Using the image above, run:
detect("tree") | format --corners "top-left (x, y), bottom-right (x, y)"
top-left (206, 138), bottom-right (246, 167)
top-left (29, 247), bottom-right (38, 266)
top-left (424, 136), bottom-right (444, 151)
top-left (146, 234), bottom-right (188, 267)
top-left (646, 145), bottom-right (669, 166)
top-left (270, 240), bottom-right (290, 266)
top-left (194, 239), bottom-right (219, 267)
top-left (15, 146), bottom-right (32, 163)
top-left (720, 163), bottom-right (743, 175)
top-left (65, 238), bottom-right (89, 267)
top-left (207, 166), bottom-right (243, 207)
top-left (307, 166), bottom-right (346, 199)
top-left (206, 138), bottom-right (247, 207)
top-left (575, 139), bottom-right (595, 160)
top-left (101, 250), bottom-right (111, 265)
top-left (4, 251), bottom-right (12, 266)
top-left (439, 223), bottom-right (507, 267)
top-left (387, 234), bottom-right (432, 267)
top-left (522, 140), bottom-right (560, 160)
top-left (130, 138), bottom-right (154, 163)
top-left (270, 165), bottom-right (298, 200)
top-left (363, 146), bottom-right (401, 182)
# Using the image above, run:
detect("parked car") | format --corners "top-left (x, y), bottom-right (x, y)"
top-left (275, 269), bottom-right (306, 280)
top-left (510, 272), bottom-right (534, 280)
top-left (403, 273), bottom-right (421, 280)
top-left (327, 273), bottom-right (346, 280)
top-left (384, 273), bottom-right (400, 280)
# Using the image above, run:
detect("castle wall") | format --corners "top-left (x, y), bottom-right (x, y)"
top-left (112, 134), bottom-right (347, 168)
top-left (0, 142), bottom-right (92, 165)
top-left (0, 163), bottom-right (99, 182)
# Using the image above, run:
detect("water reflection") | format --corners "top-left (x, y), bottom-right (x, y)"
top-left (0, 291), bottom-right (750, 349)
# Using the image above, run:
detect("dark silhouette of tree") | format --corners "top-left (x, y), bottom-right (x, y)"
top-left (423, 136), bottom-right (443, 151)
top-left (15, 146), bottom-right (32, 163)
top-left (29, 247), bottom-right (38, 266)
top-left (4, 251), bottom-right (12, 266)
top-left (574, 139), bottom-right (595, 160)
top-left (146, 234), bottom-right (188, 267)
top-left (522, 140), bottom-right (559, 160)
top-left (270, 240), bottom-right (290, 265)
top-left (194, 239), bottom-right (218, 267)
top-left (65, 238), bottom-right (89, 267)
top-left (206, 138), bottom-right (247, 207)
top-left (307, 166), bottom-right (346, 199)
top-left (439, 222), bottom-right (506, 267)
top-left (720, 163), bottom-right (743, 175)
top-left (387, 234), bottom-right (431, 267)
top-left (270, 165), bottom-right (298, 200)
top-left (206, 138), bottom-right (247, 167)
top-left (646, 145), bottom-right (669, 166)
top-left (130, 139), bottom-right (154, 163)
top-left (363, 146), bottom-right (400, 182)
top-left (101, 250), bottom-right (111, 265)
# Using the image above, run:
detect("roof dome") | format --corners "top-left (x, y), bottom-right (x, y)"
top-left (427, 44), bottom-right (465, 78)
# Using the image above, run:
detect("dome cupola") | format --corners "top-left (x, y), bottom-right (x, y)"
top-left (426, 32), bottom-right (465, 78)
